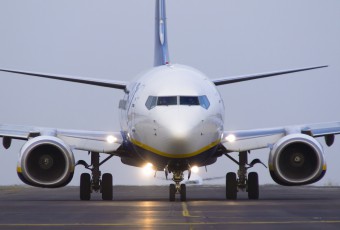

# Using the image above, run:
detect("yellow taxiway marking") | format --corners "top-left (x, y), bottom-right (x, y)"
top-left (181, 202), bottom-right (200, 218)
top-left (182, 202), bottom-right (190, 217)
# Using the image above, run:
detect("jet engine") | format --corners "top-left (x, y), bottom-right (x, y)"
top-left (268, 134), bottom-right (326, 186)
top-left (17, 136), bottom-right (75, 188)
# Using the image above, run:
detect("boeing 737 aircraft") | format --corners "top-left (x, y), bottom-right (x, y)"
top-left (1, 0), bottom-right (340, 201)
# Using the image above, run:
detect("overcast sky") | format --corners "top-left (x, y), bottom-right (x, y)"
top-left (0, 0), bottom-right (339, 186)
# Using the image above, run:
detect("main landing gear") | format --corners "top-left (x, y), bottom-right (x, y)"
top-left (169, 171), bottom-right (187, 202)
top-left (77, 152), bottom-right (114, 201)
top-left (224, 151), bottom-right (266, 200)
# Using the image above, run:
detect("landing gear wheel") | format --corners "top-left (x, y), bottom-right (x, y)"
top-left (180, 184), bottom-right (186, 202)
top-left (248, 172), bottom-right (259, 200)
top-left (101, 173), bottom-right (113, 201)
top-left (226, 172), bottom-right (237, 200)
top-left (80, 173), bottom-right (91, 201)
top-left (169, 184), bottom-right (176, 202)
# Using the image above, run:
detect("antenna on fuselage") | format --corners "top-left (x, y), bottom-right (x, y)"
top-left (154, 0), bottom-right (170, 66)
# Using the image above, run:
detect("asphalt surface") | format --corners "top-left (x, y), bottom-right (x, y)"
top-left (0, 185), bottom-right (339, 229)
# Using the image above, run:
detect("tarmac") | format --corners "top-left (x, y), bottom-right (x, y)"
top-left (0, 185), bottom-right (339, 229)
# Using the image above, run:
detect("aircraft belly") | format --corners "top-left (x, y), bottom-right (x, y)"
top-left (131, 115), bottom-right (221, 157)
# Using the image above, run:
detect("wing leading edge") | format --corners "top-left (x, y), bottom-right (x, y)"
top-left (213, 65), bottom-right (327, 86)
top-left (0, 68), bottom-right (128, 90)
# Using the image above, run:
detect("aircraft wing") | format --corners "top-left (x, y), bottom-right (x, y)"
top-left (212, 65), bottom-right (327, 86)
top-left (0, 124), bottom-right (123, 153)
top-left (221, 122), bottom-right (340, 152)
top-left (0, 68), bottom-right (128, 90)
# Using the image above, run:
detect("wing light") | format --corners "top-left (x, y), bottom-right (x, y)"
top-left (106, 135), bottom-right (117, 144)
top-left (225, 134), bottom-right (236, 142)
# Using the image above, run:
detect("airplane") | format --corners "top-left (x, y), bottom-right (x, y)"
top-left (0, 0), bottom-right (340, 202)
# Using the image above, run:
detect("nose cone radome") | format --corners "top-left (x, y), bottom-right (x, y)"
top-left (167, 119), bottom-right (198, 140)
top-left (154, 108), bottom-right (207, 156)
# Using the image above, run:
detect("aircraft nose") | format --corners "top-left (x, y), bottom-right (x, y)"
top-left (132, 107), bottom-right (221, 158)
top-left (154, 109), bottom-right (205, 154)
top-left (158, 109), bottom-right (203, 136)
top-left (167, 119), bottom-right (198, 139)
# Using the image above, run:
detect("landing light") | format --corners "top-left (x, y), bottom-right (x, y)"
top-left (106, 135), bottom-right (117, 144)
top-left (225, 134), bottom-right (236, 143)
top-left (191, 166), bottom-right (199, 174)
top-left (143, 163), bottom-right (154, 176)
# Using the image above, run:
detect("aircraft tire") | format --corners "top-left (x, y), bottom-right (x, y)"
top-left (169, 184), bottom-right (176, 201)
top-left (102, 173), bottom-right (113, 201)
top-left (226, 172), bottom-right (237, 200)
top-left (248, 172), bottom-right (259, 200)
top-left (80, 173), bottom-right (91, 201)
top-left (180, 184), bottom-right (186, 202)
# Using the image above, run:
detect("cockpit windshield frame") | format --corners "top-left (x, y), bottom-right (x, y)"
top-left (145, 95), bottom-right (210, 110)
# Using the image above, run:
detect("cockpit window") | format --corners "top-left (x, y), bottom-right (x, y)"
top-left (198, 95), bottom-right (210, 109)
top-left (180, 96), bottom-right (200, 106)
top-left (157, 96), bottom-right (177, 106)
top-left (145, 95), bottom-right (210, 110)
top-left (145, 96), bottom-right (157, 110)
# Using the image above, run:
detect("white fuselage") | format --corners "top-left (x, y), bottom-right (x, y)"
top-left (119, 64), bottom-right (225, 169)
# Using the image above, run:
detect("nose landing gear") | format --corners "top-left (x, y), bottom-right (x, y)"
top-left (169, 170), bottom-right (187, 201)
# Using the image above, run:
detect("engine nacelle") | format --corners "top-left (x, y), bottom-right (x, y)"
top-left (269, 134), bottom-right (326, 186)
top-left (17, 136), bottom-right (75, 188)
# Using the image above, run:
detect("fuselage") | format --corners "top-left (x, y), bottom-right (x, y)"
top-left (119, 64), bottom-right (225, 170)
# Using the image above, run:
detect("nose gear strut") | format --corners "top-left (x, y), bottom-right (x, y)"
top-left (165, 168), bottom-right (187, 201)
top-left (165, 160), bottom-right (191, 202)
top-left (168, 170), bottom-right (187, 201)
